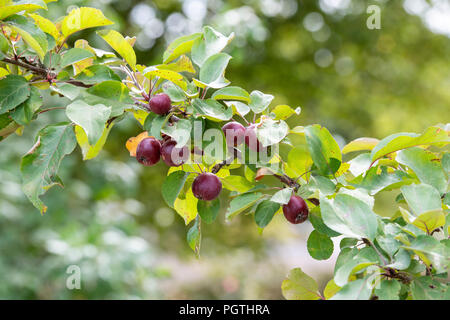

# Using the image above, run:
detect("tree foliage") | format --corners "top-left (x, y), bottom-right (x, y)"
top-left (0, 2), bottom-right (448, 300)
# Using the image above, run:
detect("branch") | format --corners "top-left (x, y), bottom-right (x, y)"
top-left (2, 58), bottom-right (94, 89)
top-left (2, 57), bottom-right (47, 76)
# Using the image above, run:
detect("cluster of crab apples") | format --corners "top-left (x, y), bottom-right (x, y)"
top-left (135, 93), bottom-right (309, 224)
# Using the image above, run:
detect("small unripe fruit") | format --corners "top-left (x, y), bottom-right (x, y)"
top-left (161, 140), bottom-right (189, 167)
top-left (282, 195), bottom-right (309, 224)
top-left (244, 125), bottom-right (263, 152)
top-left (192, 173), bottom-right (222, 201)
top-left (149, 93), bottom-right (172, 115)
top-left (222, 121), bottom-right (246, 146)
top-left (136, 137), bottom-right (161, 166)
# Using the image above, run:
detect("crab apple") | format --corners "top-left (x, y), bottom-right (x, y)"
top-left (244, 125), bottom-right (264, 152)
top-left (149, 93), bottom-right (172, 115)
top-left (136, 137), bottom-right (161, 166)
top-left (222, 121), bottom-right (246, 146)
top-left (161, 140), bottom-right (189, 167)
top-left (192, 173), bottom-right (222, 201)
top-left (282, 195), bottom-right (309, 224)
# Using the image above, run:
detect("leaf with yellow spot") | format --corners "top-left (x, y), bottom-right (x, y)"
top-left (157, 55), bottom-right (195, 74)
top-left (27, 13), bottom-right (60, 42)
top-left (143, 67), bottom-right (187, 91)
top-left (97, 29), bottom-right (137, 71)
top-left (174, 189), bottom-right (198, 225)
top-left (126, 131), bottom-right (149, 157)
top-left (61, 7), bottom-right (113, 38)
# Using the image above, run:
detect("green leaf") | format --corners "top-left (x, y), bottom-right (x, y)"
top-left (334, 248), bottom-right (380, 287)
top-left (309, 207), bottom-right (341, 237)
top-left (74, 65), bottom-right (120, 84)
top-left (97, 29), bottom-right (136, 71)
top-left (5, 15), bottom-right (47, 60)
top-left (192, 98), bottom-right (232, 121)
top-left (402, 235), bottom-right (450, 273)
top-left (370, 126), bottom-right (449, 163)
top-left (20, 123), bottom-right (77, 214)
top-left (256, 117), bottom-right (289, 147)
top-left (198, 53), bottom-right (231, 89)
top-left (197, 198), bottom-right (220, 224)
top-left (397, 147), bottom-right (447, 194)
top-left (60, 48), bottom-right (94, 69)
top-left (286, 145), bottom-right (313, 177)
top-left (85, 80), bottom-right (133, 116)
top-left (211, 86), bottom-right (250, 103)
top-left (329, 278), bottom-right (373, 300)
top-left (270, 104), bottom-right (301, 120)
top-left (74, 123), bottom-right (113, 160)
top-left (342, 137), bottom-right (379, 154)
top-left (374, 280), bottom-right (401, 300)
top-left (162, 81), bottom-right (187, 102)
top-left (411, 277), bottom-right (449, 300)
top-left (225, 100), bottom-right (250, 117)
top-left (270, 188), bottom-right (293, 205)
top-left (10, 86), bottom-right (41, 125)
top-left (222, 175), bottom-right (254, 193)
top-left (305, 124), bottom-right (342, 176)
top-left (352, 166), bottom-right (413, 195)
top-left (320, 193), bottom-right (379, 241)
top-left (50, 83), bottom-right (81, 101)
top-left (162, 171), bottom-right (190, 208)
top-left (163, 33), bottom-right (202, 64)
top-left (0, 0), bottom-right (47, 20)
top-left (0, 75), bottom-right (30, 114)
top-left (65, 100), bottom-right (111, 145)
top-left (281, 268), bottom-right (321, 300)
top-left (61, 7), bottom-right (113, 38)
top-left (307, 230), bottom-right (334, 260)
top-left (248, 90), bottom-right (274, 114)
top-left (161, 118), bottom-right (192, 147)
top-left (400, 183), bottom-right (444, 232)
top-left (254, 200), bottom-right (280, 228)
top-left (187, 218), bottom-right (201, 255)
top-left (143, 113), bottom-right (168, 140)
top-left (191, 26), bottom-right (234, 67)
top-left (225, 192), bottom-right (264, 221)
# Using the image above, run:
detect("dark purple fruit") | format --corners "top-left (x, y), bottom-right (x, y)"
top-left (149, 93), bottom-right (172, 115)
top-left (192, 173), bottom-right (222, 201)
top-left (136, 137), bottom-right (161, 166)
top-left (244, 125), bottom-right (263, 152)
top-left (222, 121), bottom-right (246, 147)
top-left (161, 140), bottom-right (189, 167)
top-left (282, 195), bottom-right (309, 224)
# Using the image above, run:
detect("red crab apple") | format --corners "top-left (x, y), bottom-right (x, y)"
top-left (149, 93), bottom-right (172, 115)
top-left (136, 137), bottom-right (161, 166)
top-left (192, 173), bottom-right (222, 201)
top-left (244, 124), bottom-right (264, 152)
top-left (161, 139), bottom-right (189, 167)
top-left (222, 121), bottom-right (246, 147)
top-left (282, 195), bottom-right (309, 224)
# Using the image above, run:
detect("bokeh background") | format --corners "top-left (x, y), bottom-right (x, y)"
top-left (1, 0), bottom-right (449, 299)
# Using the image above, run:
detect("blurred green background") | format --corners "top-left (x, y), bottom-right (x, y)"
top-left (1, 0), bottom-right (449, 299)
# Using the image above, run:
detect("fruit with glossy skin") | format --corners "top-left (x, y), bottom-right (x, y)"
top-left (136, 137), bottom-right (161, 166)
top-left (222, 121), bottom-right (246, 146)
top-left (149, 93), bottom-right (172, 115)
top-left (282, 195), bottom-right (309, 224)
top-left (244, 124), bottom-right (263, 152)
top-left (192, 173), bottom-right (222, 201)
top-left (161, 140), bottom-right (189, 167)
